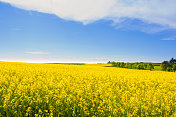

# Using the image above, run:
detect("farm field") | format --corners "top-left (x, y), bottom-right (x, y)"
top-left (0, 62), bottom-right (176, 116)
top-left (154, 66), bottom-right (162, 71)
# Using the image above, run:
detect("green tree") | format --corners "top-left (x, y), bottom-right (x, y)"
top-left (111, 62), bottom-right (117, 67)
top-left (144, 64), bottom-right (148, 70)
top-left (127, 63), bottom-right (132, 69)
top-left (167, 67), bottom-right (172, 72)
top-left (161, 61), bottom-right (169, 71)
top-left (117, 62), bottom-right (119, 67)
top-left (120, 62), bottom-right (125, 68)
top-left (169, 58), bottom-right (176, 65)
top-left (148, 63), bottom-right (154, 70)
top-left (137, 64), bottom-right (144, 70)
top-left (173, 64), bottom-right (176, 72)
top-left (140, 64), bottom-right (144, 70)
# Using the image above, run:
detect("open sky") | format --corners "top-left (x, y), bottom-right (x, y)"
top-left (0, 0), bottom-right (176, 63)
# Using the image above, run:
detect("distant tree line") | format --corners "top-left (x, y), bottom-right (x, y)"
top-left (108, 61), bottom-right (154, 70)
top-left (160, 58), bottom-right (176, 72)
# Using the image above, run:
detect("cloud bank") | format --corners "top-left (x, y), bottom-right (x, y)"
top-left (1, 0), bottom-right (176, 29)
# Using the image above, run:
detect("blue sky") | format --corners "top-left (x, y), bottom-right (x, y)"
top-left (0, 1), bottom-right (176, 63)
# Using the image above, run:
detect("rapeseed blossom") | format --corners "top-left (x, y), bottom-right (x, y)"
top-left (0, 62), bottom-right (176, 116)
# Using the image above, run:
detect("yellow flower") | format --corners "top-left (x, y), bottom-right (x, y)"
top-left (0, 62), bottom-right (176, 116)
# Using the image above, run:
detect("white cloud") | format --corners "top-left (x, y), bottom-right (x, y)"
top-left (162, 37), bottom-right (176, 41)
top-left (1, 0), bottom-right (176, 29)
top-left (0, 56), bottom-right (166, 63)
top-left (25, 51), bottom-right (48, 55)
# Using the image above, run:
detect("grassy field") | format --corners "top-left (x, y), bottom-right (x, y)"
top-left (0, 62), bottom-right (176, 116)
top-left (154, 66), bottom-right (161, 71)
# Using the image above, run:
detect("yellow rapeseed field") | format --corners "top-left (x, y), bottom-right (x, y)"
top-left (0, 61), bottom-right (176, 116)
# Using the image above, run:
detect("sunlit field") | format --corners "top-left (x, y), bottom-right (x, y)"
top-left (0, 62), bottom-right (176, 116)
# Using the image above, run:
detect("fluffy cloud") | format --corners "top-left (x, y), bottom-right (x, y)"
top-left (1, 0), bottom-right (176, 29)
